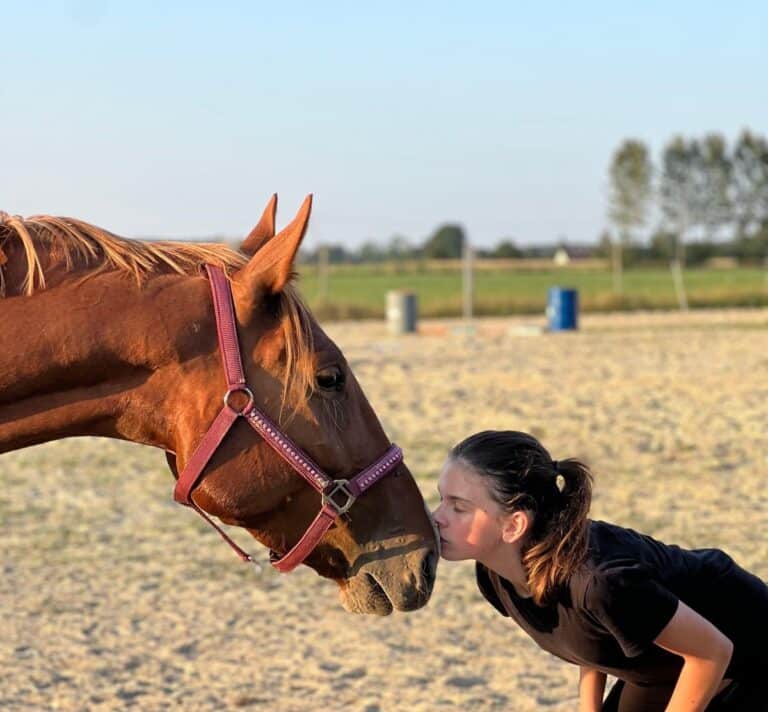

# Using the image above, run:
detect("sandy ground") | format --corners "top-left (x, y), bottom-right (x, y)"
top-left (2, 308), bottom-right (767, 711)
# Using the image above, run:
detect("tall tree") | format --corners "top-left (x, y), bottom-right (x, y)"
top-left (696, 133), bottom-right (732, 240)
top-left (731, 130), bottom-right (768, 240)
top-left (608, 139), bottom-right (653, 293)
top-left (660, 136), bottom-right (699, 310)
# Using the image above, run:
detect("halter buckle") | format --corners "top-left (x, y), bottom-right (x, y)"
top-left (321, 479), bottom-right (356, 515)
top-left (223, 386), bottom-right (254, 415)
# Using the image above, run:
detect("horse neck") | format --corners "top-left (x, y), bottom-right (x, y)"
top-left (0, 269), bottom-right (215, 455)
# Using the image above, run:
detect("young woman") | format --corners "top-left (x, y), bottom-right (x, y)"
top-left (433, 431), bottom-right (768, 711)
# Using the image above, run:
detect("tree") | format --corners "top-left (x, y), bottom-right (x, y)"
top-left (385, 234), bottom-right (414, 272)
top-left (358, 240), bottom-right (386, 263)
top-left (685, 240), bottom-right (719, 266)
top-left (731, 130), bottom-right (768, 240)
top-left (594, 230), bottom-right (613, 260)
top-left (422, 224), bottom-right (465, 259)
top-left (608, 139), bottom-right (652, 294)
top-left (660, 136), bottom-right (699, 310)
top-left (325, 245), bottom-right (351, 264)
top-left (696, 133), bottom-right (731, 240)
top-left (734, 219), bottom-right (768, 262)
top-left (493, 239), bottom-right (523, 259)
top-left (648, 229), bottom-right (676, 262)
top-left (386, 234), bottom-right (413, 259)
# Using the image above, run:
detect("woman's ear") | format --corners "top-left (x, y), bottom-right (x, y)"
top-left (500, 510), bottom-right (532, 544)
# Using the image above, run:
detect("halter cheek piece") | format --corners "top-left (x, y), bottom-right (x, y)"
top-left (173, 265), bottom-right (403, 572)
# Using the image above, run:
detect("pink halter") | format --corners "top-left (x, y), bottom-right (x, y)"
top-left (173, 265), bottom-right (403, 572)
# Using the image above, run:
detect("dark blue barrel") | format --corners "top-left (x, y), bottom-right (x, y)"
top-left (547, 287), bottom-right (579, 331)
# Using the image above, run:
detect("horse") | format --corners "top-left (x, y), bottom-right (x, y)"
top-left (0, 195), bottom-right (438, 615)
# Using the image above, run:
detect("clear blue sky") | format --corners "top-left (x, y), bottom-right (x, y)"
top-left (2, 2), bottom-right (766, 249)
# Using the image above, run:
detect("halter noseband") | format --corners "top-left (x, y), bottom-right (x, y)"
top-left (172, 265), bottom-right (403, 572)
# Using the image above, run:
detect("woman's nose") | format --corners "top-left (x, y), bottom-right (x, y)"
top-left (432, 503), bottom-right (445, 527)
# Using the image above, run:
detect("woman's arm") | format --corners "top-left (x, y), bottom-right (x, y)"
top-left (653, 600), bottom-right (734, 712)
top-left (578, 666), bottom-right (607, 712)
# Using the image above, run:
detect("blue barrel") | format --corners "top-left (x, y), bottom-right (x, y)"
top-left (546, 287), bottom-right (579, 331)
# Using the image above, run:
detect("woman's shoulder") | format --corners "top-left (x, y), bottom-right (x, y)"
top-left (571, 521), bottom-right (661, 604)
top-left (585, 519), bottom-right (679, 570)
top-left (587, 519), bottom-right (650, 555)
top-left (586, 519), bottom-right (734, 574)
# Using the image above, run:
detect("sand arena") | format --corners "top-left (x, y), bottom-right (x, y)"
top-left (2, 308), bottom-right (767, 711)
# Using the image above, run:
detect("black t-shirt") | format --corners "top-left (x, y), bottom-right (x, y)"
top-left (476, 520), bottom-right (768, 685)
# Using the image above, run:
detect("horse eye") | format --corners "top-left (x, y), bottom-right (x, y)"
top-left (316, 366), bottom-right (345, 392)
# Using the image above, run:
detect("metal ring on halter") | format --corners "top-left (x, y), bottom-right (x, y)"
top-left (223, 386), bottom-right (255, 415)
top-left (321, 479), bottom-right (356, 515)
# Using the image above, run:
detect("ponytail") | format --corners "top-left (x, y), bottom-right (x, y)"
top-left (521, 458), bottom-right (592, 605)
top-left (450, 431), bottom-right (593, 606)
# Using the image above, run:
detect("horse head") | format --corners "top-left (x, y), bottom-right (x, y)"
top-left (164, 195), bottom-right (438, 614)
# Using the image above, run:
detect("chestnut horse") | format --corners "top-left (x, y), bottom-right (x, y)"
top-left (0, 195), bottom-right (437, 615)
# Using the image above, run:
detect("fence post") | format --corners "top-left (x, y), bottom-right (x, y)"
top-left (462, 239), bottom-right (474, 326)
top-left (318, 245), bottom-right (329, 304)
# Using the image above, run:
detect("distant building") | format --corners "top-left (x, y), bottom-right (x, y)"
top-left (553, 247), bottom-right (571, 266)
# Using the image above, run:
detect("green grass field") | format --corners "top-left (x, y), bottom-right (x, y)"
top-left (295, 264), bottom-right (768, 319)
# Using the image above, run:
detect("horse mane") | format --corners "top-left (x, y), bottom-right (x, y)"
top-left (0, 212), bottom-right (316, 414)
top-left (0, 211), bottom-right (250, 295)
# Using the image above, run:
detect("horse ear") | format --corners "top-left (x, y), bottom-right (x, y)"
top-left (234, 194), bottom-right (313, 297)
top-left (240, 194), bottom-right (278, 255)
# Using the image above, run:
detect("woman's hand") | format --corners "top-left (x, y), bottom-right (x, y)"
top-left (579, 666), bottom-right (607, 712)
top-left (654, 601), bottom-right (733, 712)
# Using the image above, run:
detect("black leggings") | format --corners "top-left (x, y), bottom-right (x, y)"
top-left (602, 677), bottom-right (768, 711)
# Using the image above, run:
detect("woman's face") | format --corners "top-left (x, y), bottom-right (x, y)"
top-left (433, 459), bottom-right (507, 561)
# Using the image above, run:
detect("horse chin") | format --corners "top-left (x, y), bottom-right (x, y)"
top-left (338, 573), bottom-right (395, 616)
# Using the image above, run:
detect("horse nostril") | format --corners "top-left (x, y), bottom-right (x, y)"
top-left (421, 550), bottom-right (437, 582)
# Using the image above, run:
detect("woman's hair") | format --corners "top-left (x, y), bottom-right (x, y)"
top-left (450, 430), bottom-right (593, 605)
